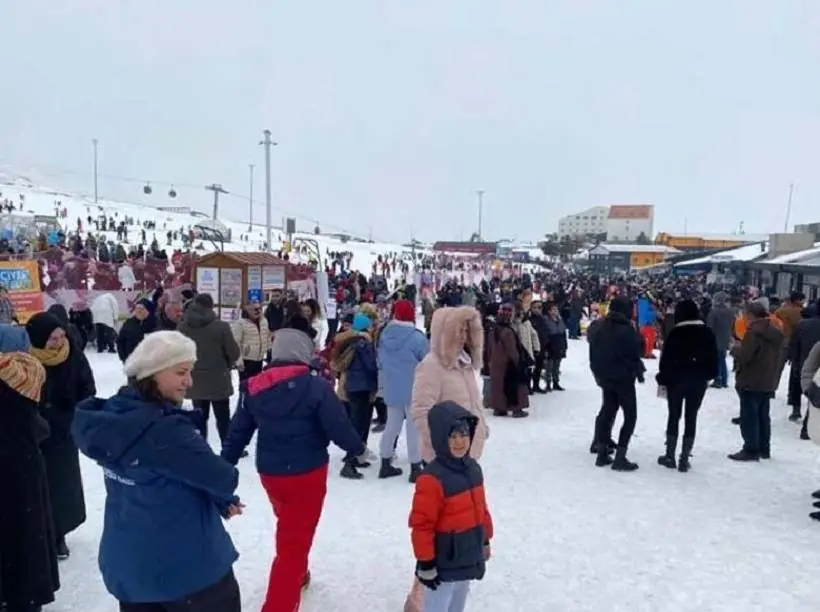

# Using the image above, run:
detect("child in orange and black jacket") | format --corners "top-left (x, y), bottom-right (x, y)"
top-left (409, 400), bottom-right (493, 612)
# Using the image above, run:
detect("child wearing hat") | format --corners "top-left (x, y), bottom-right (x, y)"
top-left (409, 401), bottom-right (493, 612)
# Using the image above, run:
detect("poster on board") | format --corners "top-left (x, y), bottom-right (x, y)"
top-left (220, 268), bottom-right (243, 307)
top-left (220, 307), bottom-right (242, 322)
top-left (262, 265), bottom-right (286, 290)
top-left (195, 267), bottom-right (220, 303)
top-left (247, 266), bottom-right (262, 290)
top-left (0, 260), bottom-right (44, 322)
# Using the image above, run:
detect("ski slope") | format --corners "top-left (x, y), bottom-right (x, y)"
top-left (0, 172), bottom-right (422, 274)
top-left (57, 341), bottom-right (820, 612)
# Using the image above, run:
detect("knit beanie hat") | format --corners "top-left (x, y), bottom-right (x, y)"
top-left (392, 299), bottom-right (415, 323)
top-left (352, 312), bottom-right (372, 332)
top-left (134, 298), bottom-right (154, 314)
top-left (124, 331), bottom-right (197, 381)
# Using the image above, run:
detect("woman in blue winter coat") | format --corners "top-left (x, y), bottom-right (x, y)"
top-left (376, 299), bottom-right (429, 482)
top-left (71, 331), bottom-right (243, 612)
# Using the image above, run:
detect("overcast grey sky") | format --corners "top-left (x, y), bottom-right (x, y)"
top-left (0, 1), bottom-right (818, 243)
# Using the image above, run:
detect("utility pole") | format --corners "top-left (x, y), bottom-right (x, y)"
top-left (259, 130), bottom-right (278, 252)
top-left (476, 190), bottom-right (484, 241)
top-left (784, 182), bottom-right (795, 232)
top-left (92, 138), bottom-right (99, 204)
top-left (248, 164), bottom-right (254, 231)
top-left (205, 184), bottom-right (228, 219)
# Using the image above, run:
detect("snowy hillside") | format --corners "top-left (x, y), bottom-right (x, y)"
top-left (0, 171), bottom-right (423, 274)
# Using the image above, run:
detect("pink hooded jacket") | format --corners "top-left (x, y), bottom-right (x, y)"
top-left (410, 306), bottom-right (489, 463)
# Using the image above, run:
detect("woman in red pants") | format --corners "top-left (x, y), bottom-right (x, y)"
top-left (221, 318), bottom-right (365, 612)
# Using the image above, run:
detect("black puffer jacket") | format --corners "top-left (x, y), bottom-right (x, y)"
top-left (657, 322), bottom-right (718, 387)
top-left (589, 311), bottom-right (645, 388)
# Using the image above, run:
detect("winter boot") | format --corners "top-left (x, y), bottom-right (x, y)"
top-left (552, 382), bottom-right (565, 391)
top-left (340, 461), bottom-right (364, 480)
top-left (595, 443), bottom-right (614, 467)
top-left (789, 407), bottom-right (802, 423)
top-left (589, 438), bottom-right (617, 455)
top-left (611, 446), bottom-right (639, 472)
top-left (727, 449), bottom-right (759, 462)
top-left (657, 436), bottom-right (677, 469)
top-left (801, 421), bottom-right (811, 440)
top-left (678, 437), bottom-right (694, 473)
top-left (56, 537), bottom-right (70, 561)
top-left (408, 462), bottom-right (424, 484)
top-left (378, 458), bottom-right (403, 479)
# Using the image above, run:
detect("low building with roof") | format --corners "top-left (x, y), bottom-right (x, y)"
top-left (586, 243), bottom-right (680, 275)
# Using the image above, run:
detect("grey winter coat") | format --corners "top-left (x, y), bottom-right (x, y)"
top-left (801, 342), bottom-right (820, 395)
top-left (706, 304), bottom-right (735, 352)
top-left (178, 304), bottom-right (241, 401)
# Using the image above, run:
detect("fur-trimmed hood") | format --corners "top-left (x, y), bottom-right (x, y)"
top-left (429, 306), bottom-right (483, 370)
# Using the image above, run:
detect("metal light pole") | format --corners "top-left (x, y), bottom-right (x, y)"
top-left (205, 183), bottom-right (228, 219)
top-left (260, 130), bottom-right (278, 252)
top-left (92, 138), bottom-right (99, 204)
top-left (248, 163), bottom-right (254, 230)
top-left (476, 189), bottom-right (484, 241)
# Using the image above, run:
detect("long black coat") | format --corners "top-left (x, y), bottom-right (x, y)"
top-left (39, 341), bottom-right (96, 538)
top-left (0, 381), bottom-right (60, 608)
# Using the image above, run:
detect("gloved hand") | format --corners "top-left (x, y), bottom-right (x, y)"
top-left (637, 373), bottom-right (645, 384)
top-left (416, 560), bottom-right (440, 591)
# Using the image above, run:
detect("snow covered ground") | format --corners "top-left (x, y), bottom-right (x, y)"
top-left (58, 342), bottom-right (820, 612)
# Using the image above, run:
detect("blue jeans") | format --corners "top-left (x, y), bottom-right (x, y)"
top-left (716, 350), bottom-right (728, 387)
top-left (739, 390), bottom-right (771, 456)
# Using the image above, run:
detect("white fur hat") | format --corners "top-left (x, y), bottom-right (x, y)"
top-left (124, 331), bottom-right (197, 381)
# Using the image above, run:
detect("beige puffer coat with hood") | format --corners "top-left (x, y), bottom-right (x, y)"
top-left (410, 306), bottom-right (489, 463)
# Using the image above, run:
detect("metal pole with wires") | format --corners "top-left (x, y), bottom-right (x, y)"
top-left (260, 130), bottom-right (278, 252)
top-left (92, 138), bottom-right (99, 204)
top-left (205, 183), bottom-right (228, 219)
top-left (477, 189), bottom-right (484, 241)
top-left (248, 163), bottom-right (254, 231)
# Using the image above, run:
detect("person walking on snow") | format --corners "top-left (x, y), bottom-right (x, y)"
top-left (728, 302), bottom-right (784, 462)
top-left (706, 291), bottom-right (735, 388)
top-left (410, 401), bottom-right (493, 612)
top-left (377, 299), bottom-right (429, 482)
top-left (406, 306), bottom-right (489, 612)
top-left (589, 296), bottom-right (645, 471)
top-left (26, 312), bottom-right (96, 561)
top-left (178, 294), bottom-right (241, 447)
top-left (637, 293), bottom-right (658, 359)
top-left (91, 292), bottom-right (119, 353)
top-left (72, 331), bottom-right (243, 612)
top-left (655, 300), bottom-right (718, 472)
top-left (221, 324), bottom-right (366, 612)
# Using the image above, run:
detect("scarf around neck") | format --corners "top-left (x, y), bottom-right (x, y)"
top-left (0, 352), bottom-right (46, 402)
top-left (31, 341), bottom-right (70, 367)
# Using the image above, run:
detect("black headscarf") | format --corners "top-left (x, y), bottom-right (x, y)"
top-left (26, 312), bottom-right (64, 349)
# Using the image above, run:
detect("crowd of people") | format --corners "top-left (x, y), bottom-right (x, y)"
top-left (4, 261), bottom-right (820, 612)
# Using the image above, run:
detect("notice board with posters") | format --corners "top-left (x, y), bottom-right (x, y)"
top-left (192, 251), bottom-right (291, 316)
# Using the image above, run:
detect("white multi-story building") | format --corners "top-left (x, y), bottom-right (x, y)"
top-left (557, 206), bottom-right (609, 239)
top-left (606, 204), bottom-right (654, 242)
